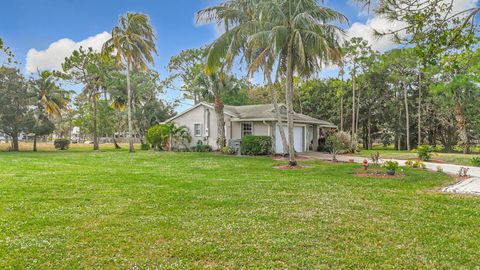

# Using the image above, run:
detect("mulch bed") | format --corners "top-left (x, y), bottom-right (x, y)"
top-left (271, 155), bottom-right (312, 161)
top-left (273, 164), bottom-right (313, 170)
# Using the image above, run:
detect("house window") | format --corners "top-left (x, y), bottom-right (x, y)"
top-left (241, 122), bottom-right (253, 137)
top-left (194, 123), bottom-right (202, 137)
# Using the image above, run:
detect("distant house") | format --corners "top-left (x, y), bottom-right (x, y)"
top-left (71, 127), bottom-right (81, 143)
top-left (164, 102), bottom-right (336, 153)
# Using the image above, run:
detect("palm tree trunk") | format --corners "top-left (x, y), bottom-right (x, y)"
top-left (455, 103), bottom-right (470, 154)
top-left (355, 87), bottom-right (361, 135)
top-left (33, 135), bottom-right (37, 152)
top-left (113, 136), bottom-right (121, 149)
top-left (286, 42), bottom-right (297, 166)
top-left (33, 111), bottom-right (40, 152)
top-left (418, 70), bottom-right (422, 146)
top-left (214, 95), bottom-right (226, 149)
top-left (267, 76), bottom-right (288, 155)
top-left (340, 95), bottom-right (344, 132)
top-left (368, 117), bottom-right (372, 149)
top-left (403, 82), bottom-right (411, 151)
top-left (351, 66), bottom-right (356, 147)
top-left (126, 63), bottom-right (134, 153)
top-left (169, 134), bottom-right (173, 151)
top-left (92, 89), bottom-right (99, 151)
top-left (12, 132), bottom-right (19, 152)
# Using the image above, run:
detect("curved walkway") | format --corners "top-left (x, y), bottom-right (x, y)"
top-left (304, 152), bottom-right (480, 195)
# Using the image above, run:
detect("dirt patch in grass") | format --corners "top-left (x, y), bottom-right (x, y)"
top-left (353, 173), bottom-right (405, 179)
top-left (273, 164), bottom-right (312, 170)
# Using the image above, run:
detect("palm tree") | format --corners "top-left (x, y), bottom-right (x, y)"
top-left (165, 123), bottom-right (192, 151)
top-left (31, 71), bottom-right (70, 151)
top-left (194, 70), bottom-right (240, 149)
top-left (102, 12), bottom-right (157, 153)
top-left (197, 0), bottom-right (289, 155)
top-left (198, 0), bottom-right (347, 165)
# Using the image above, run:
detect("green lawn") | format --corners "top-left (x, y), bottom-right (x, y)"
top-left (354, 147), bottom-right (480, 166)
top-left (1, 150), bottom-right (480, 269)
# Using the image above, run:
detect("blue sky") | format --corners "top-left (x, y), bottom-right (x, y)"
top-left (1, 0), bottom-right (477, 111)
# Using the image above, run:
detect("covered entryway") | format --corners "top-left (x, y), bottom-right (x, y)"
top-left (275, 125), bottom-right (305, 154)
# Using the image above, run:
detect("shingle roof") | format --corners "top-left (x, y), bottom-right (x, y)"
top-left (164, 102), bottom-right (337, 128)
top-left (223, 103), bottom-right (336, 128)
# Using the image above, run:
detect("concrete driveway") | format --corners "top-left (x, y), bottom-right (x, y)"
top-left (304, 152), bottom-right (480, 195)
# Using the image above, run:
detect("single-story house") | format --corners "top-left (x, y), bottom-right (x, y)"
top-left (163, 102), bottom-right (336, 153)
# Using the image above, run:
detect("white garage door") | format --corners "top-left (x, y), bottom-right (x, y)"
top-left (275, 125), bottom-right (304, 154)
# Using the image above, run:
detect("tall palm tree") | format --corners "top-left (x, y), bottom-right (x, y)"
top-left (102, 12), bottom-right (157, 153)
top-left (198, 0), bottom-right (347, 165)
top-left (193, 70), bottom-right (240, 149)
top-left (31, 70), bottom-right (70, 151)
top-left (197, 0), bottom-right (289, 155)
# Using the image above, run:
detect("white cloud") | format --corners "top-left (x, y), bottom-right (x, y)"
top-left (346, 0), bottom-right (478, 51)
top-left (25, 32), bottom-right (111, 73)
top-left (452, 0), bottom-right (478, 13)
top-left (347, 16), bottom-right (407, 51)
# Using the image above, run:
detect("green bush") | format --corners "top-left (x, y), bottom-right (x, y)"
top-left (405, 159), bottom-right (414, 167)
top-left (241, 135), bottom-right (272, 156)
top-left (405, 159), bottom-right (426, 169)
top-left (472, 157), bottom-right (480, 167)
top-left (141, 143), bottom-right (151, 150)
top-left (325, 131), bottom-right (351, 161)
top-left (382, 160), bottom-right (399, 170)
top-left (173, 147), bottom-right (191, 152)
top-left (221, 146), bottom-right (236, 155)
top-left (191, 144), bottom-right (212, 152)
top-left (54, 138), bottom-right (70, 150)
top-left (147, 124), bottom-right (169, 150)
top-left (416, 145), bottom-right (435, 161)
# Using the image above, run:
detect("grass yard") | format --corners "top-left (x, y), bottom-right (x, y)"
top-left (1, 150), bottom-right (480, 269)
top-left (0, 142), bottom-right (134, 152)
top-left (354, 147), bottom-right (480, 167)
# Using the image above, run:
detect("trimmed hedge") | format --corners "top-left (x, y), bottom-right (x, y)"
top-left (54, 138), bottom-right (70, 150)
top-left (141, 143), bottom-right (151, 150)
top-left (241, 135), bottom-right (272, 156)
top-left (191, 144), bottom-right (213, 152)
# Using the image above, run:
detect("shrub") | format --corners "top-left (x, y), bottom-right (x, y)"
top-left (147, 124), bottom-right (192, 151)
top-left (471, 157), bottom-right (480, 167)
top-left (382, 160), bottom-right (399, 171)
top-left (325, 131), bottom-right (351, 161)
top-left (191, 144), bottom-right (212, 152)
top-left (370, 152), bottom-right (381, 173)
top-left (405, 159), bottom-right (426, 169)
top-left (221, 146), bottom-right (236, 155)
top-left (141, 143), bottom-right (151, 150)
top-left (416, 145), bottom-right (435, 161)
top-left (414, 161), bottom-right (426, 169)
top-left (54, 138), bottom-right (70, 150)
top-left (241, 135), bottom-right (272, 156)
top-left (173, 147), bottom-right (191, 152)
top-left (405, 159), bottom-right (414, 167)
top-left (147, 124), bottom-right (169, 150)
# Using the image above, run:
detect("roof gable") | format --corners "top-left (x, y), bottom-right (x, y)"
top-left (163, 102), bottom-right (236, 123)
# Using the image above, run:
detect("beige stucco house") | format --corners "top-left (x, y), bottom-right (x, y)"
top-left (163, 102), bottom-right (336, 153)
